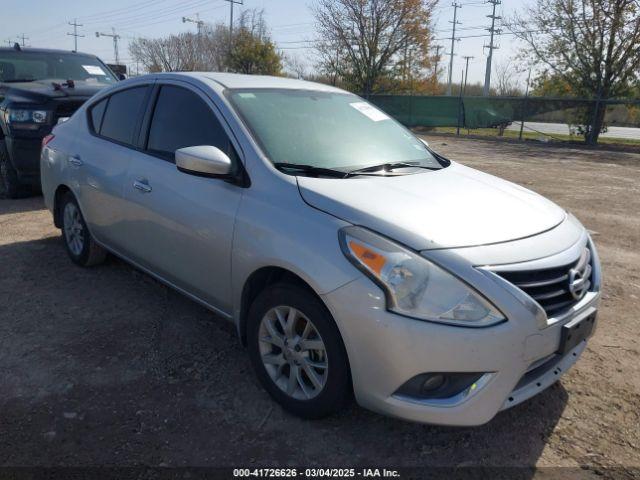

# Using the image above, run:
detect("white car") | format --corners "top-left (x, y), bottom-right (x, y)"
top-left (40, 72), bottom-right (601, 425)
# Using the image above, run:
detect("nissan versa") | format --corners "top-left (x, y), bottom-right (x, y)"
top-left (40, 73), bottom-right (601, 426)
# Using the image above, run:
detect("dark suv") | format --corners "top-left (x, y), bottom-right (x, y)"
top-left (0, 45), bottom-right (118, 198)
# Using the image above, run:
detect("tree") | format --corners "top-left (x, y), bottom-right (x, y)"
top-left (129, 33), bottom-right (204, 72)
top-left (509, 0), bottom-right (640, 144)
top-left (129, 8), bottom-right (282, 76)
top-left (313, 0), bottom-right (437, 96)
top-left (494, 60), bottom-right (524, 96)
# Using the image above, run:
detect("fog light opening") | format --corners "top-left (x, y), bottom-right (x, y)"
top-left (395, 372), bottom-right (486, 401)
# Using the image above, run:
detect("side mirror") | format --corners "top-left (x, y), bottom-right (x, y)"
top-left (117, 73), bottom-right (127, 81)
top-left (176, 145), bottom-right (232, 177)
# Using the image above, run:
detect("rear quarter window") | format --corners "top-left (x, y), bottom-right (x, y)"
top-left (98, 86), bottom-right (149, 146)
top-left (89, 98), bottom-right (108, 133)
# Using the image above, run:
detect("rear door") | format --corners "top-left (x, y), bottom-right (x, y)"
top-left (73, 84), bottom-right (151, 250)
top-left (120, 81), bottom-right (244, 314)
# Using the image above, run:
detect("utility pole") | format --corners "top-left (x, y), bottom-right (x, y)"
top-left (4, 39), bottom-right (13, 46)
top-left (17, 34), bottom-right (29, 47)
top-left (462, 55), bottom-right (474, 94)
top-left (446, 2), bottom-right (462, 96)
top-left (432, 44), bottom-right (443, 83)
top-left (67, 19), bottom-right (84, 52)
top-left (223, 0), bottom-right (243, 62)
top-left (182, 13), bottom-right (205, 35)
top-left (483, 0), bottom-right (502, 96)
top-left (519, 68), bottom-right (532, 140)
top-left (95, 28), bottom-right (121, 64)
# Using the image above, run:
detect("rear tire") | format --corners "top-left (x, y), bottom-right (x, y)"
top-left (247, 283), bottom-right (351, 419)
top-left (60, 192), bottom-right (107, 267)
top-left (0, 140), bottom-right (29, 199)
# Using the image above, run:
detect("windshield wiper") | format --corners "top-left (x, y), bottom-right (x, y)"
top-left (345, 162), bottom-right (441, 178)
top-left (2, 78), bottom-right (36, 83)
top-left (273, 162), bottom-right (347, 178)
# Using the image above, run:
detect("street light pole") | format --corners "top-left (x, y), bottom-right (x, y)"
top-left (95, 28), bottom-right (121, 64)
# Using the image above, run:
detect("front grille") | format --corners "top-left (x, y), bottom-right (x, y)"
top-left (53, 100), bottom-right (85, 119)
top-left (496, 246), bottom-right (593, 318)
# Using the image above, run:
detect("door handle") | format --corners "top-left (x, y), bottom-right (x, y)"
top-left (68, 155), bottom-right (83, 166)
top-left (133, 179), bottom-right (152, 193)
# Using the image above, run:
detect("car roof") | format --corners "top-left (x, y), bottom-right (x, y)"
top-left (153, 71), bottom-right (346, 93)
top-left (0, 47), bottom-right (97, 57)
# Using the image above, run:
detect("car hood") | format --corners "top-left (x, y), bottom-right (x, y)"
top-left (1, 79), bottom-right (105, 103)
top-left (297, 162), bottom-right (566, 251)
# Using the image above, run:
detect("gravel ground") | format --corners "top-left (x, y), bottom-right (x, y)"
top-left (0, 137), bottom-right (638, 473)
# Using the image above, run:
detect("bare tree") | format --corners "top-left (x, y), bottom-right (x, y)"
top-left (129, 33), bottom-right (202, 72)
top-left (509, 0), bottom-right (640, 143)
top-left (313, 0), bottom-right (436, 96)
top-left (129, 8), bottom-right (283, 75)
top-left (494, 60), bottom-right (523, 96)
top-left (284, 54), bottom-right (308, 79)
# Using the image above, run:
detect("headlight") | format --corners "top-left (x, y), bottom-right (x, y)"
top-left (339, 226), bottom-right (505, 327)
top-left (6, 108), bottom-right (51, 126)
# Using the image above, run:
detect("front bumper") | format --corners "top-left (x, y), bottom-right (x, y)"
top-left (321, 237), bottom-right (601, 426)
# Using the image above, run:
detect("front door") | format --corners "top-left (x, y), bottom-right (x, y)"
top-left (120, 82), bottom-right (244, 315)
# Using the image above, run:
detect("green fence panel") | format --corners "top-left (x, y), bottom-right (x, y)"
top-left (369, 95), bottom-right (640, 133)
top-left (369, 95), bottom-right (461, 127)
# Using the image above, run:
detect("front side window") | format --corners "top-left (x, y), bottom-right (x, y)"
top-left (228, 89), bottom-right (444, 172)
top-left (99, 86), bottom-right (149, 145)
top-left (146, 85), bottom-right (231, 161)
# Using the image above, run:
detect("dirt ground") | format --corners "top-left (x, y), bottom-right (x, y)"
top-left (0, 136), bottom-right (638, 473)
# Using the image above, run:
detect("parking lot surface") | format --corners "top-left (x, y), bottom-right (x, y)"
top-left (1, 137), bottom-right (638, 471)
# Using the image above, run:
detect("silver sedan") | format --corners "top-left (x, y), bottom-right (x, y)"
top-left (40, 72), bottom-right (601, 425)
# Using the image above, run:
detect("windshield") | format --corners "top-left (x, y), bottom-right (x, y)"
top-left (229, 89), bottom-right (444, 172)
top-left (0, 51), bottom-right (118, 85)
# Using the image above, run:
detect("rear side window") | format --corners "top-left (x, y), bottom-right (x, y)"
top-left (89, 98), bottom-right (107, 133)
top-left (146, 85), bottom-right (230, 160)
top-left (99, 86), bottom-right (149, 146)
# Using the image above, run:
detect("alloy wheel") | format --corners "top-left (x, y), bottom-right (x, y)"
top-left (258, 305), bottom-right (329, 400)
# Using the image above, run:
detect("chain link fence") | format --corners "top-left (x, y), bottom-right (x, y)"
top-left (368, 95), bottom-right (640, 146)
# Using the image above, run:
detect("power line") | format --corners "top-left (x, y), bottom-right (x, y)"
top-left (446, 2), bottom-right (462, 96)
top-left (67, 19), bottom-right (84, 52)
top-left (483, 0), bottom-right (502, 96)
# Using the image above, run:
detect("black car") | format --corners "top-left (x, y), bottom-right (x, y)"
top-left (0, 45), bottom-right (119, 198)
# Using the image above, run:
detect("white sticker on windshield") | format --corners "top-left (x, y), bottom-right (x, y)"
top-left (82, 65), bottom-right (106, 76)
top-left (349, 102), bottom-right (389, 122)
top-left (238, 93), bottom-right (256, 99)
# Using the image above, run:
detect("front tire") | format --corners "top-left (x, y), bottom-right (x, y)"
top-left (60, 192), bottom-right (107, 267)
top-left (0, 140), bottom-right (29, 199)
top-left (247, 283), bottom-right (351, 419)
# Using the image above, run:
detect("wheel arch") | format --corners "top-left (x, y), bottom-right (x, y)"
top-left (237, 266), bottom-right (321, 347)
top-left (53, 184), bottom-right (73, 228)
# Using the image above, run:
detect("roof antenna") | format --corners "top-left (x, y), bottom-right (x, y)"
top-left (13, 42), bottom-right (21, 51)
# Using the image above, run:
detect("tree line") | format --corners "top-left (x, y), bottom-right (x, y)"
top-left (129, 0), bottom-right (640, 144)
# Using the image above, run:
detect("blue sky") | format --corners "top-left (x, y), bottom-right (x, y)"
top-left (3, 0), bottom-right (532, 87)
